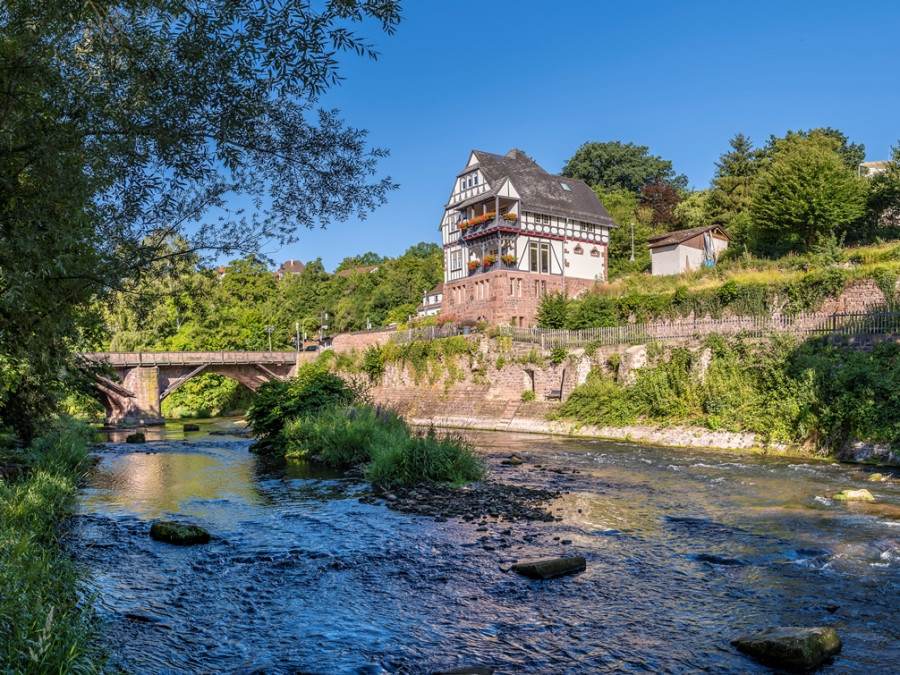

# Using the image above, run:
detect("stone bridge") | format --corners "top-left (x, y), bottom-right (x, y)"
top-left (83, 351), bottom-right (309, 424)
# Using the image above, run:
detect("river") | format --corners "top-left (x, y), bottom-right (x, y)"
top-left (71, 420), bottom-right (900, 673)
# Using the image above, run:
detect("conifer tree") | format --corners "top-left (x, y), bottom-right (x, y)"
top-left (706, 133), bottom-right (763, 230)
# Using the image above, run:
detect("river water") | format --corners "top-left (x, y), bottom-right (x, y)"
top-left (71, 421), bottom-right (900, 673)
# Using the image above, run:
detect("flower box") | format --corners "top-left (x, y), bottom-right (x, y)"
top-left (467, 260), bottom-right (481, 272)
top-left (501, 254), bottom-right (517, 265)
top-left (482, 254), bottom-right (498, 266)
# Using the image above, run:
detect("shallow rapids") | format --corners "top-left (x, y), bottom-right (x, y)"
top-left (71, 423), bottom-right (900, 673)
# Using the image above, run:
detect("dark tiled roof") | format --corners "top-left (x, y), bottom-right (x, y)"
top-left (458, 148), bottom-right (617, 227)
top-left (276, 259), bottom-right (305, 276)
top-left (427, 282), bottom-right (444, 295)
top-left (647, 225), bottom-right (730, 249)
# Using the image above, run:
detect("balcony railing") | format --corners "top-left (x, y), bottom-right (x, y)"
top-left (457, 216), bottom-right (609, 245)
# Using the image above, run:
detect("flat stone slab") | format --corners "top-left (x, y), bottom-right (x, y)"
top-left (511, 556), bottom-right (586, 580)
top-left (732, 626), bottom-right (841, 670)
top-left (150, 520), bottom-right (210, 545)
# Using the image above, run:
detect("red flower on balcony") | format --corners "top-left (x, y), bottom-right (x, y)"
top-left (467, 260), bottom-right (481, 271)
top-left (482, 254), bottom-right (498, 266)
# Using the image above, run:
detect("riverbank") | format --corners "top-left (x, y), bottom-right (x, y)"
top-left (0, 418), bottom-right (103, 671)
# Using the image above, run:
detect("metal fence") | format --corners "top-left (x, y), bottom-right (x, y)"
top-left (390, 312), bottom-right (900, 349)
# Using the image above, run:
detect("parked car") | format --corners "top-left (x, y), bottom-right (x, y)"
top-left (304, 344), bottom-right (320, 352)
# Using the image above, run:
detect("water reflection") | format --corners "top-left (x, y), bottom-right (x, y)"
top-left (73, 429), bottom-right (900, 673)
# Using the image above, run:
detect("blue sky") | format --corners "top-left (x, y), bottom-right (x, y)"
top-left (258, 1), bottom-right (900, 271)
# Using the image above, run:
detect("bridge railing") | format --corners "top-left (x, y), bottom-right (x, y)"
top-left (82, 351), bottom-right (299, 366)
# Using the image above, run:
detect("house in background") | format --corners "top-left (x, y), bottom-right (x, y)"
top-left (417, 283), bottom-right (443, 317)
top-left (648, 225), bottom-right (730, 276)
top-left (275, 259), bottom-right (305, 279)
top-left (439, 148), bottom-right (615, 327)
top-left (859, 160), bottom-right (891, 177)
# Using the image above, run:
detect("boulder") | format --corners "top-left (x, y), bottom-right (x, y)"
top-left (732, 626), bottom-right (841, 670)
top-left (182, 423), bottom-right (200, 432)
top-left (512, 556), bottom-right (586, 580)
top-left (833, 488), bottom-right (875, 502)
top-left (125, 432), bottom-right (145, 443)
top-left (150, 520), bottom-right (210, 545)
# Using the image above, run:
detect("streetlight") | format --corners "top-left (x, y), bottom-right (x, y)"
top-left (320, 311), bottom-right (329, 342)
top-left (107, 323), bottom-right (120, 351)
top-left (295, 322), bottom-right (300, 352)
top-left (629, 221), bottom-right (635, 262)
top-left (264, 325), bottom-right (275, 352)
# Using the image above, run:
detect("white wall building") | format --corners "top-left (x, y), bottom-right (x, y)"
top-left (648, 225), bottom-right (730, 276)
top-left (439, 149), bottom-right (616, 326)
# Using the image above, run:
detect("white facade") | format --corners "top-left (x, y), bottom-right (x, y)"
top-left (649, 228), bottom-right (730, 277)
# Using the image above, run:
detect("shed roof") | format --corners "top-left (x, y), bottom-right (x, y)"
top-left (453, 149), bottom-right (616, 227)
top-left (647, 225), bottom-right (730, 250)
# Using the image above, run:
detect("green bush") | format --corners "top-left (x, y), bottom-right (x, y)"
top-left (247, 361), bottom-right (356, 454)
top-left (557, 335), bottom-right (900, 453)
top-left (521, 390), bottom-right (536, 402)
top-left (282, 404), bottom-right (485, 487)
top-left (366, 427), bottom-right (485, 488)
top-left (0, 418), bottom-right (103, 671)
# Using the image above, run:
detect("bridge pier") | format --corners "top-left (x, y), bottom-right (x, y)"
top-left (117, 366), bottom-right (165, 425)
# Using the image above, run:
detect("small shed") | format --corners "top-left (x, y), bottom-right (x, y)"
top-left (648, 225), bottom-right (730, 276)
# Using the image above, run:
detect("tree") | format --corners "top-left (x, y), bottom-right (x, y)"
top-left (562, 141), bottom-right (688, 194)
top-left (0, 1), bottom-right (402, 439)
top-left (751, 132), bottom-right (867, 251)
top-left (640, 179), bottom-right (682, 227)
top-left (335, 252), bottom-right (387, 272)
top-left (536, 292), bottom-right (569, 329)
top-left (765, 127), bottom-right (865, 172)
top-left (594, 188), bottom-right (653, 278)
top-left (673, 190), bottom-right (711, 230)
top-left (706, 133), bottom-right (763, 230)
top-left (865, 142), bottom-right (900, 233)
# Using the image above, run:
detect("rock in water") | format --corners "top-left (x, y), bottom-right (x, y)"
top-left (183, 423), bottom-right (200, 432)
top-left (150, 520), bottom-right (210, 545)
top-left (125, 432), bottom-right (145, 443)
top-left (732, 626), bottom-right (841, 670)
top-left (833, 488), bottom-right (875, 501)
top-left (511, 556), bottom-right (586, 580)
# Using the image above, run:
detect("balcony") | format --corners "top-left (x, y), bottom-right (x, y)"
top-left (457, 215), bottom-right (609, 245)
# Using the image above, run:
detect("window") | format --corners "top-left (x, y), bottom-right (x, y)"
top-left (509, 278), bottom-right (514, 296)
top-left (534, 280), bottom-right (546, 297)
top-left (530, 241), bottom-right (550, 273)
top-left (590, 247), bottom-right (600, 257)
top-left (450, 250), bottom-right (462, 271)
top-left (517, 279), bottom-right (522, 296)
top-left (573, 244), bottom-right (583, 255)
top-left (532, 213), bottom-right (550, 225)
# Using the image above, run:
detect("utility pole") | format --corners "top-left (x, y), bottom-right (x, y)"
top-left (295, 322), bottom-right (300, 352)
top-left (264, 325), bottom-right (275, 352)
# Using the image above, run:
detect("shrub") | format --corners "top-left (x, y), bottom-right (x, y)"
top-left (521, 390), bottom-right (536, 402)
top-left (281, 405), bottom-right (485, 487)
top-left (248, 361), bottom-right (355, 454)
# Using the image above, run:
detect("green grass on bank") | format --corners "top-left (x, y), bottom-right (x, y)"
top-left (0, 418), bottom-right (103, 672)
top-left (555, 334), bottom-right (900, 454)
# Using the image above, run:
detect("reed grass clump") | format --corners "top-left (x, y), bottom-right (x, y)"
top-left (282, 404), bottom-right (485, 487)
